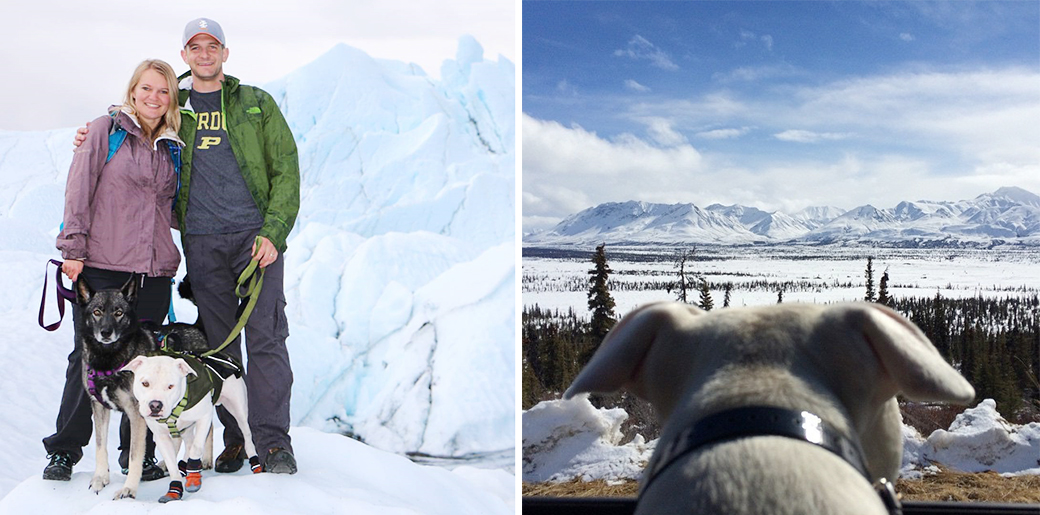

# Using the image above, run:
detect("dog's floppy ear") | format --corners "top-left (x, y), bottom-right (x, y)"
top-left (845, 303), bottom-right (974, 403)
top-left (565, 302), bottom-right (703, 399)
top-left (75, 279), bottom-right (94, 305)
top-left (122, 356), bottom-right (148, 373)
top-left (174, 358), bottom-right (197, 378)
top-left (120, 274), bottom-right (139, 305)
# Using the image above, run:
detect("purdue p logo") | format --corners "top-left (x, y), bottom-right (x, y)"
top-left (198, 136), bottom-right (222, 149)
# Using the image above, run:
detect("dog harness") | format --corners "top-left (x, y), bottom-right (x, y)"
top-left (642, 406), bottom-right (902, 515)
top-left (157, 351), bottom-right (242, 438)
top-left (86, 361), bottom-right (129, 410)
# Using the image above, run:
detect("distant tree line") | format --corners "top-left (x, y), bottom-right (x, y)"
top-left (523, 250), bottom-right (1040, 429)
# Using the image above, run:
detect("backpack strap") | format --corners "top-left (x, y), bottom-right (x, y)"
top-left (106, 112), bottom-right (127, 163)
top-left (164, 140), bottom-right (183, 212)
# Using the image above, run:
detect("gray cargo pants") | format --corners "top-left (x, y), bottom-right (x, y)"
top-left (184, 230), bottom-right (293, 461)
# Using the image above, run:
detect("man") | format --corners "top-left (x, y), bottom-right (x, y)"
top-left (68, 18), bottom-right (300, 473)
top-left (175, 17), bottom-right (300, 474)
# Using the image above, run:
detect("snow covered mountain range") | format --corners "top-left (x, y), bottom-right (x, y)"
top-left (0, 32), bottom-right (514, 485)
top-left (524, 187), bottom-right (1040, 246)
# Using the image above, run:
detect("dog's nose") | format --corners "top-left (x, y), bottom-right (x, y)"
top-left (149, 400), bottom-right (163, 414)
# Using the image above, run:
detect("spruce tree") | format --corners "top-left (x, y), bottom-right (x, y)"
top-left (698, 280), bottom-right (714, 311)
top-left (587, 244), bottom-right (617, 343)
top-left (877, 269), bottom-right (893, 307)
top-left (777, 289), bottom-right (784, 304)
top-left (864, 257), bottom-right (876, 302)
top-left (723, 282), bottom-right (732, 308)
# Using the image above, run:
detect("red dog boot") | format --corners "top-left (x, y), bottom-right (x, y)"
top-left (185, 458), bottom-right (203, 492)
top-left (249, 455), bottom-right (262, 474)
top-left (159, 480), bottom-right (183, 503)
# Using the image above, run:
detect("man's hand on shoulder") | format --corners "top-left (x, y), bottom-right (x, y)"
top-left (72, 122), bottom-right (91, 148)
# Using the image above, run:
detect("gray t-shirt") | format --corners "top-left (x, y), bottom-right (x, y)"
top-left (184, 89), bottom-right (264, 235)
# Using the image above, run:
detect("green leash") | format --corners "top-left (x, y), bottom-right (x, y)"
top-left (159, 238), bottom-right (266, 435)
top-left (201, 237), bottom-right (266, 358)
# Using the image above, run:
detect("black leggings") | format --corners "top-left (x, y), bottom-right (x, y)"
top-left (42, 267), bottom-right (172, 463)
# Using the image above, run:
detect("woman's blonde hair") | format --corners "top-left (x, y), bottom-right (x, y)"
top-left (122, 59), bottom-right (181, 142)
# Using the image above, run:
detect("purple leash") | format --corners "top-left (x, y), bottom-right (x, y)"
top-left (39, 259), bottom-right (77, 331)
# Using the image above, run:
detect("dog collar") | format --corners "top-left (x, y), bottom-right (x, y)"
top-left (642, 406), bottom-right (902, 514)
top-left (86, 361), bottom-right (129, 410)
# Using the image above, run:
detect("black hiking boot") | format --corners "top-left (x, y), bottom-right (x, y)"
top-left (120, 452), bottom-right (167, 481)
top-left (264, 448), bottom-right (297, 474)
top-left (43, 452), bottom-right (74, 481)
top-left (215, 443), bottom-right (246, 473)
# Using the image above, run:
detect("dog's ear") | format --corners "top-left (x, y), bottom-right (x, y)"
top-left (845, 303), bottom-right (974, 403)
top-left (174, 358), bottom-right (197, 378)
top-left (120, 274), bottom-right (139, 304)
top-left (122, 356), bottom-right (147, 373)
top-left (565, 302), bottom-right (704, 399)
top-left (75, 279), bottom-right (93, 305)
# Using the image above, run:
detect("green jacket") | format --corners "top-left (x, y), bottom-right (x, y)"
top-left (176, 73), bottom-right (300, 251)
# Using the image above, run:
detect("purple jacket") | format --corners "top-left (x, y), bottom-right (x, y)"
top-left (57, 108), bottom-right (183, 277)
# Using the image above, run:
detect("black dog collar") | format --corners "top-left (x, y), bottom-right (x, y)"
top-left (642, 406), bottom-right (900, 512)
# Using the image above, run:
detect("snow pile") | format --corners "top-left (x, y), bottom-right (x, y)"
top-left (522, 395), bottom-right (652, 483)
top-left (0, 36), bottom-right (513, 511)
top-left (909, 399), bottom-right (1040, 476)
top-left (523, 397), bottom-right (1040, 484)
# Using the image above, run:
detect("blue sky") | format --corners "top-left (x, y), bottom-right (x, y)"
top-left (522, 1), bottom-right (1040, 232)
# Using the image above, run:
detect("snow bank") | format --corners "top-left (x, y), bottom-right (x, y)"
top-left (524, 397), bottom-right (1040, 484)
top-left (909, 399), bottom-right (1040, 476)
top-left (522, 395), bottom-right (651, 483)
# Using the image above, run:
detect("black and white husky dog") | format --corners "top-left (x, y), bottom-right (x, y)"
top-left (76, 277), bottom-right (155, 499)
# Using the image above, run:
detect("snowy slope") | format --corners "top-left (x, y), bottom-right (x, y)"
top-left (0, 35), bottom-right (514, 510)
top-left (523, 396), bottom-right (1040, 484)
top-left (525, 188), bottom-right (1040, 246)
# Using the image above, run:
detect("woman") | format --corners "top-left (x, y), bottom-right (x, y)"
top-left (42, 59), bottom-right (184, 482)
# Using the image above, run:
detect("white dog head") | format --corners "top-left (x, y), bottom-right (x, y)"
top-left (123, 355), bottom-right (196, 419)
top-left (565, 301), bottom-right (975, 482)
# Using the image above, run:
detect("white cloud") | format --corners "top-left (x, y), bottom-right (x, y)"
top-left (556, 80), bottom-right (577, 94)
top-left (900, 33), bottom-right (915, 42)
top-left (624, 79), bottom-right (650, 92)
top-left (522, 114), bottom-right (702, 223)
top-left (736, 29), bottom-right (773, 52)
top-left (644, 118), bottom-right (688, 147)
top-left (774, 130), bottom-right (852, 143)
top-left (696, 127), bottom-right (752, 140)
top-left (761, 35), bottom-right (774, 51)
top-left (614, 35), bottom-right (679, 70)
top-left (528, 67), bottom-right (1040, 226)
top-left (712, 63), bottom-right (801, 83)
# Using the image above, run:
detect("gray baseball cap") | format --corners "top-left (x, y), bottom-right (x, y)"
top-left (182, 18), bottom-right (225, 47)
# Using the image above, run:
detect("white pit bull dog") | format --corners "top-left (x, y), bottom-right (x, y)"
top-left (565, 302), bottom-right (975, 515)
top-left (124, 354), bottom-right (261, 502)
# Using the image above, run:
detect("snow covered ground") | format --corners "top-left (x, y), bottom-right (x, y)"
top-left (0, 37), bottom-right (515, 513)
top-left (522, 395), bottom-right (1040, 484)
top-left (523, 245), bottom-right (1040, 316)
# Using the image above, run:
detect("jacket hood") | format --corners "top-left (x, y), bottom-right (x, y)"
top-left (110, 105), bottom-right (185, 149)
